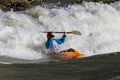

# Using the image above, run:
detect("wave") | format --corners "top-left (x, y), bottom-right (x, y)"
top-left (0, 1), bottom-right (120, 61)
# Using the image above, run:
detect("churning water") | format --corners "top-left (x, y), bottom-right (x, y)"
top-left (0, 1), bottom-right (120, 80)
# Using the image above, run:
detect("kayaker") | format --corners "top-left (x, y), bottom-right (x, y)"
top-left (45, 32), bottom-right (67, 54)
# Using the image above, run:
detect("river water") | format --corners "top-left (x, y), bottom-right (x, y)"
top-left (0, 1), bottom-right (120, 80)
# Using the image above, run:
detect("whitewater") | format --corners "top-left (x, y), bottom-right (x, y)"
top-left (0, 1), bottom-right (120, 62)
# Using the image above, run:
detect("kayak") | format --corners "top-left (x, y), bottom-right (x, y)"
top-left (51, 48), bottom-right (86, 60)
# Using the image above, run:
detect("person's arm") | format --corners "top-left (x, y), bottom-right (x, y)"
top-left (45, 38), bottom-right (53, 49)
top-left (55, 32), bottom-right (67, 45)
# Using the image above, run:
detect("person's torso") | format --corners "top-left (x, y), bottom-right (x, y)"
top-left (49, 40), bottom-right (61, 54)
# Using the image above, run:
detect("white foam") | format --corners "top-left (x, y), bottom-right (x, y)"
top-left (0, 1), bottom-right (120, 60)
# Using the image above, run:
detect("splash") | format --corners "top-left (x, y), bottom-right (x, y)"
top-left (0, 1), bottom-right (120, 61)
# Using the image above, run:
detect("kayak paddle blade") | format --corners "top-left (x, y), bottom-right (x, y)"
top-left (71, 30), bottom-right (82, 35)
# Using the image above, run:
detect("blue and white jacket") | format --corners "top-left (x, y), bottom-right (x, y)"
top-left (45, 35), bottom-right (66, 53)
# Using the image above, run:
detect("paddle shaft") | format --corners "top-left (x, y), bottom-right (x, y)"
top-left (42, 32), bottom-right (71, 34)
top-left (41, 30), bottom-right (81, 35)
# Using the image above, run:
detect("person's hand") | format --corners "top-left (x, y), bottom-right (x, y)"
top-left (64, 32), bottom-right (67, 35)
top-left (51, 32), bottom-right (55, 37)
top-left (51, 32), bottom-right (55, 35)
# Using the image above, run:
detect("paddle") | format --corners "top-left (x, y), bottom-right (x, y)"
top-left (41, 30), bottom-right (82, 35)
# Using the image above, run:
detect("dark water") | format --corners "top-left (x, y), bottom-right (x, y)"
top-left (0, 52), bottom-right (120, 80)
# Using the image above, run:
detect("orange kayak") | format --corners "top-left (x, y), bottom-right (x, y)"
top-left (51, 48), bottom-right (86, 60)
